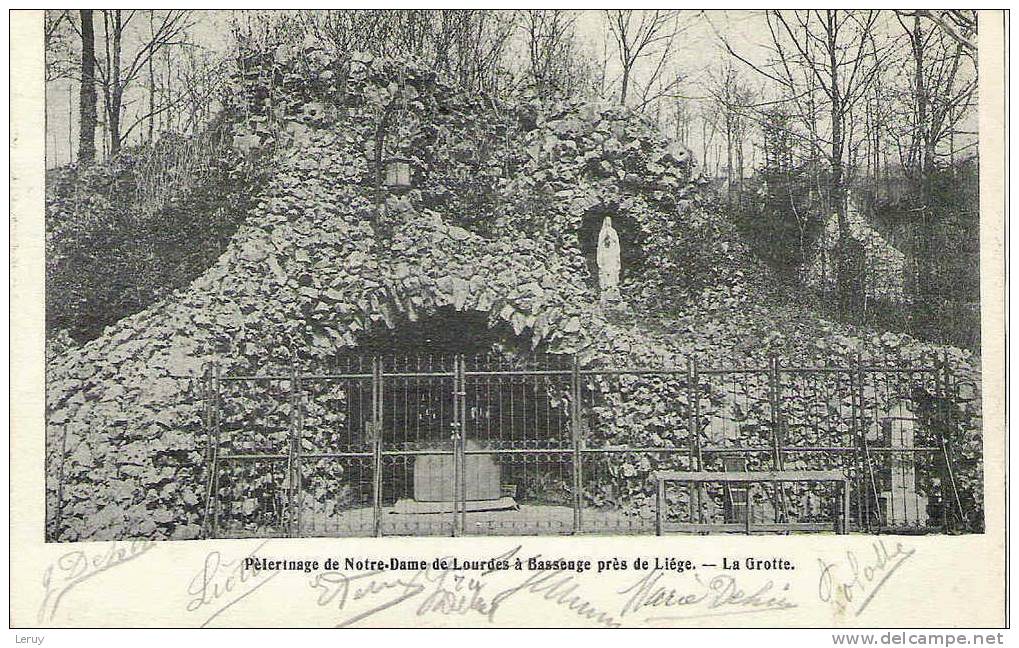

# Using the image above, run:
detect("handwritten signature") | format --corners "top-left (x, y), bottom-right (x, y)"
top-left (486, 567), bottom-right (621, 627)
top-left (186, 540), bottom-right (282, 627)
top-left (39, 539), bottom-right (156, 623)
top-left (311, 567), bottom-right (491, 626)
top-left (619, 569), bottom-right (798, 622)
top-left (817, 539), bottom-right (916, 617)
top-left (185, 545), bottom-right (806, 627)
top-left (310, 546), bottom-right (620, 628)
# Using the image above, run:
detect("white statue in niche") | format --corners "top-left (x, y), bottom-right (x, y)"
top-left (597, 216), bottom-right (622, 303)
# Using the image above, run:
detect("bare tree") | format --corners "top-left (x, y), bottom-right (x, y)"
top-left (894, 10), bottom-right (978, 179)
top-left (697, 102), bottom-right (719, 175)
top-left (906, 9), bottom-right (977, 57)
top-left (672, 97), bottom-right (692, 143)
top-left (45, 10), bottom-right (76, 82)
top-left (78, 10), bottom-right (97, 163)
top-left (724, 10), bottom-right (889, 309)
top-left (708, 64), bottom-right (756, 195)
top-left (517, 10), bottom-right (580, 96)
top-left (297, 10), bottom-right (514, 96)
top-left (94, 10), bottom-right (195, 154)
top-left (604, 10), bottom-right (686, 107)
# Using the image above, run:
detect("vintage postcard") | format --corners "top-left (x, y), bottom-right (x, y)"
top-left (10, 8), bottom-right (1008, 633)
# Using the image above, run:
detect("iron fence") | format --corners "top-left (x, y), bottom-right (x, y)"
top-left (198, 352), bottom-right (971, 538)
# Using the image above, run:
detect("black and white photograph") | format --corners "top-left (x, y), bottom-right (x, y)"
top-left (40, 9), bottom-right (987, 544)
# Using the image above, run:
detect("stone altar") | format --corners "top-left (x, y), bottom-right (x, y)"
top-left (414, 440), bottom-right (502, 501)
top-left (392, 440), bottom-right (517, 514)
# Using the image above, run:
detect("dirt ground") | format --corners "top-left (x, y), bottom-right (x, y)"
top-left (294, 504), bottom-right (657, 536)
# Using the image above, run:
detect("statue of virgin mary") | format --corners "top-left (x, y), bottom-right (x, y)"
top-left (597, 216), bottom-right (621, 302)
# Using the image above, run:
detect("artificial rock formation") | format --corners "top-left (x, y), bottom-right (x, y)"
top-left (46, 45), bottom-right (984, 540)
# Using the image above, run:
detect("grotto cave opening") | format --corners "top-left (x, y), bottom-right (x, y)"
top-left (338, 305), bottom-right (574, 509)
top-left (344, 307), bottom-right (571, 509)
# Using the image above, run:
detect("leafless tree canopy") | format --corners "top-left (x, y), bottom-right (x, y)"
top-left (45, 9), bottom-right (980, 343)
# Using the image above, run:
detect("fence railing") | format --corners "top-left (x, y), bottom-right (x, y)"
top-left (190, 351), bottom-right (970, 538)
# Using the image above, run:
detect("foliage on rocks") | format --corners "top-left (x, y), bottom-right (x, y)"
top-left (45, 126), bottom-right (252, 344)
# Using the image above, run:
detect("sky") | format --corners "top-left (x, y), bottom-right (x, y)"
top-left (45, 11), bottom-right (773, 167)
top-left (45, 10), bottom-right (977, 175)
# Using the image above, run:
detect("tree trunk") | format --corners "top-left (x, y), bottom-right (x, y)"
top-left (911, 14), bottom-right (929, 179)
top-left (147, 12), bottom-right (155, 144)
top-left (77, 10), bottom-right (97, 164)
top-left (826, 13), bottom-right (853, 315)
top-left (831, 108), bottom-right (852, 312)
top-left (108, 10), bottom-right (123, 155)
top-left (619, 65), bottom-right (630, 105)
top-left (725, 116), bottom-right (733, 199)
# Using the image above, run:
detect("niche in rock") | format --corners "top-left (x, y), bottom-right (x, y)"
top-left (577, 210), bottom-right (643, 291)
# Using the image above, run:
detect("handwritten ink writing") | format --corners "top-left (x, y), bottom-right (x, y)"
top-left (186, 540), bottom-right (280, 627)
top-left (39, 539), bottom-right (155, 623)
top-left (618, 569), bottom-right (797, 621)
top-left (817, 540), bottom-right (916, 617)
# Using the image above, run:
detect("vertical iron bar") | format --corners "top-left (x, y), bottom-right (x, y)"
top-left (459, 354), bottom-right (468, 536)
top-left (372, 357), bottom-right (383, 537)
top-left (285, 364), bottom-right (295, 536)
top-left (571, 355), bottom-right (582, 534)
top-left (285, 361), bottom-right (300, 537)
top-left (850, 365), bottom-right (868, 532)
top-left (294, 363), bottom-right (304, 536)
top-left (837, 480), bottom-right (847, 534)
top-left (206, 361), bottom-right (222, 539)
top-left (655, 476), bottom-right (664, 536)
top-left (54, 423), bottom-right (69, 541)
top-left (451, 355), bottom-right (463, 536)
top-left (201, 364), bottom-right (214, 538)
top-left (451, 356), bottom-right (458, 536)
top-left (859, 355), bottom-right (881, 529)
top-left (745, 482), bottom-right (752, 535)
top-left (691, 359), bottom-right (703, 524)
top-left (769, 356), bottom-right (787, 523)
top-left (686, 360), bottom-right (695, 523)
top-left (938, 350), bottom-right (967, 530)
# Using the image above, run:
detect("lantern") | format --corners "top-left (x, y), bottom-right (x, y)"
top-left (384, 157), bottom-right (413, 191)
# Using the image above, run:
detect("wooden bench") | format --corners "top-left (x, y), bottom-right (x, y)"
top-left (654, 470), bottom-right (850, 535)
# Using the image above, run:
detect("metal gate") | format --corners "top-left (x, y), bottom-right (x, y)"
top-left (199, 353), bottom-right (971, 538)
